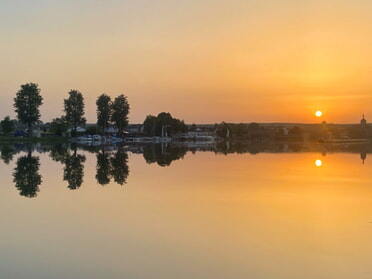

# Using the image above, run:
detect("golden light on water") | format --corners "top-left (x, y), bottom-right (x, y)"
top-left (315, 159), bottom-right (322, 167)
top-left (315, 111), bottom-right (323, 117)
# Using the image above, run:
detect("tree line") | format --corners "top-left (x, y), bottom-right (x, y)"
top-left (1, 82), bottom-right (188, 138)
top-left (8, 145), bottom-right (130, 198)
top-left (1, 82), bottom-right (130, 137)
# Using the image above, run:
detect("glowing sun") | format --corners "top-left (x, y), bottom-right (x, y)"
top-left (315, 110), bottom-right (322, 117)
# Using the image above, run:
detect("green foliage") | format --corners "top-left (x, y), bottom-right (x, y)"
top-left (1, 116), bottom-right (14, 135)
top-left (215, 122), bottom-right (229, 138)
top-left (85, 125), bottom-right (102, 135)
top-left (110, 147), bottom-right (129, 185)
top-left (49, 144), bottom-right (69, 163)
top-left (143, 144), bottom-right (188, 167)
top-left (13, 152), bottom-right (42, 198)
top-left (96, 151), bottom-right (112, 185)
top-left (64, 89), bottom-right (86, 134)
top-left (1, 145), bottom-right (15, 164)
top-left (50, 117), bottom-right (68, 136)
top-left (13, 83), bottom-right (43, 136)
top-left (143, 112), bottom-right (187, 137)
top-left (111, 94), bottom-right (130, 136)
top-left (63, 149), bottom-right (86, 190)
top-left (95, 148), bottom-right (130, 186)
top-left (143, 115), bottom-right (157, 136)
top-left (49, 145), bottom-right (86, 189)
top-left (96, 94), bottom-right (112, 133)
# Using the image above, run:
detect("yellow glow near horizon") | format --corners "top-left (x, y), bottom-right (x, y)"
top-left (315, 111), bottom-right (323, 117)
top-left (0, 0), bottom-right (371, 124)
top-left (315, 159), bottom-right (323, 167)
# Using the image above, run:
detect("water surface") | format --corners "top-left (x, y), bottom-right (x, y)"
top-left (1, 143), bottom-right (372, 279)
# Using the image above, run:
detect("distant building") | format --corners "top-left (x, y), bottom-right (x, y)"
top-left (361, 114), bottom-right (367, 126)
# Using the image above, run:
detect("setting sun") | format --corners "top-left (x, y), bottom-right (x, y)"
top-left (315, 111), bottom-right (323, 117)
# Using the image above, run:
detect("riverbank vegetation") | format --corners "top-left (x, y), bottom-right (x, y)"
top-left (1, 83), bottom-right (371, 144)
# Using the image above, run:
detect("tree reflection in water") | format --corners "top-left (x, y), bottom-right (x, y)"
top-left (143, 143), bottom-right (188, 167)
top-left (95, 146), bottom-right (130, 186)
top-left (96, 150), bottom-right (112, 186)
top-left (64, 149), bottom-right (86, 190)
top-left (110, 147), bottom-right (129, 185)
top-left (49, 143), bottom-right (69, 163)
top-left (13, 151), bottom-right (42, 198)
top-left (1, 145), bottom-right (15, 165)
top-left (50, 144), bottom-right (86, 190)
top-left (5, 141), bottom-right (372, 199)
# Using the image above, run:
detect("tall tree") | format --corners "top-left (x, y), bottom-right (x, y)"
top-left (64, 89), bottom-right (86, 136)
top-left (13, 83), bottom-right (43, 137)
top-left (143, 115), bottom-right (157, 136)
top-left (111, 94), bottom-right (130, 136)
top-left (96, 94), bottom-right (112, 134)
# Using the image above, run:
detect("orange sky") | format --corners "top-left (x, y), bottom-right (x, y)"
top-left (0, 0), bottom-right (371, 124)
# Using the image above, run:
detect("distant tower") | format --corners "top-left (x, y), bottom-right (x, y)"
top-left (361, 114), bottom-right (367, 126)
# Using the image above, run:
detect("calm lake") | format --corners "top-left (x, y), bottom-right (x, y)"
top-left (1, 143), bottom-right (372, 279)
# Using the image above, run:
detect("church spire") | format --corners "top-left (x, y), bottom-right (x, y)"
top-left (361, 114), bottom-right (367, 126)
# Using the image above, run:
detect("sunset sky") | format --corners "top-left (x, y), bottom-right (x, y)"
top-left (0, 0), bottom-right (371, 124)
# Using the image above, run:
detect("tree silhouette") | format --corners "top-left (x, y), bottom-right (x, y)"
top-left (96, 150), bottom-right (112, 185)
top-left (64, 90), bottom-right (86, 136)
top-left (1, 145), bottom-right (15, 164)
top-left (143, 144), bottom-right (187, 167)
top-left (111, 94), bottom-right (130, 136)
top-left (49, 144), bottom-right (69, 163)
top-left (1, 116), bottom-right (15, 135)
top-left (143, 112), bottom-right (187, 137)
top-left (110, 147), bottom-right (129, 185)
top-left (13, 83), bottom-right (43, 137)
top-left (63, 149), bottom-right (86, 190)
top-left (13, 152), bottom-right (42, 198)
top-left (96, 94), bottom-right (112, 134)
top-left (49, 145), bottom-right (86, 190)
